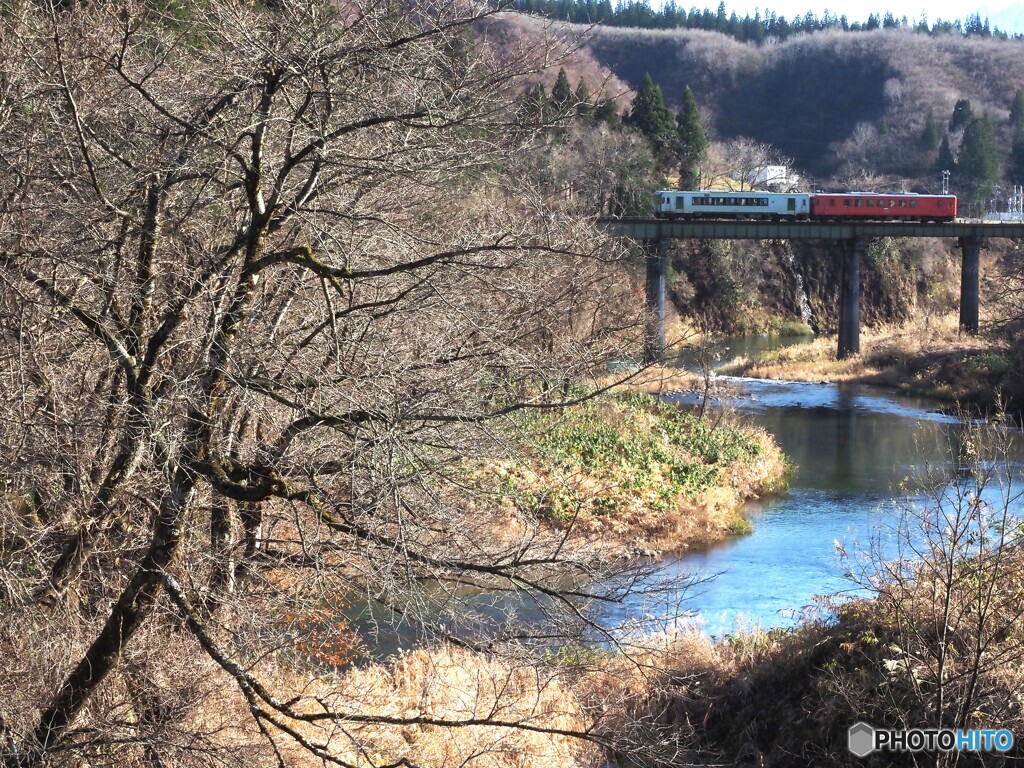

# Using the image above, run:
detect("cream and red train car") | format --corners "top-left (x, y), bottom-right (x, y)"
top-left (655, 190), bottom-right (958, 222)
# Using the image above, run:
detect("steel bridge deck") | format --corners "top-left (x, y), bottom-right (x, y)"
top-left (596, 218), bottom-right (1024, 240)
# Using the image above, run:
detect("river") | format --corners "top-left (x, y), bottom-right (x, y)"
top-left (347, 336), bottom-right (1023, 658)
top-left (602, 335), bottom-right (1024, 638)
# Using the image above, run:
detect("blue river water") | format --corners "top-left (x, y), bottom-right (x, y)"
top-left (599, 359), bottom-right (1023, 638)
top-left (346, 337), bottom-right (1024, 658)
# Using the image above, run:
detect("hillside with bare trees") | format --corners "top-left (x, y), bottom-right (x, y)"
top-left (507, 15), bottom-right (1024, 187)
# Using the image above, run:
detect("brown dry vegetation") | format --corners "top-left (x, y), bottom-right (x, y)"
top-left (490, 393), bottom-right (787, 556)
top-left (484, 12), bottom-right (634, 109)
top-left (541, 21), bottom-right (1024, 180)
top-left (643, 423), bottom-right (1024, 767)
top-left (89, 628), bottom-right (718, 768)
top-left (716, 313), bottom-right (1023, 412)
top-left (0, 5), bottom-right (800, 765)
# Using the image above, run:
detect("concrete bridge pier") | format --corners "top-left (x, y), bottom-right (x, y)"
top-left (959, 236), bottom-right (982, 334)
top-left (837, 236), bottom-right (863, 359)
top-left (644, 238), bottom-right (668, 364)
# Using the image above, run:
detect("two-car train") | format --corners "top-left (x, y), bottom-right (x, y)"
top-left (655, 190), bottom-right (958, 222)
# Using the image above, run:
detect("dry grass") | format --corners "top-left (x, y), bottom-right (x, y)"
top-left (175, 644), bottom-right (611, 768)
top-left (491, 395), bottom-right (787, 557)
top-left (717, 313), bottom-right (1012, 407)
top-left (612, 363), bottom-right (702, 396)
top-left (301, 647), bottom-right (601, 767)
top-left (175, 631), bottom-right (735, 768)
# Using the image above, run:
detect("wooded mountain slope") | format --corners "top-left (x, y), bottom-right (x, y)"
top-left (504, 14), bottom-right (1024, 183)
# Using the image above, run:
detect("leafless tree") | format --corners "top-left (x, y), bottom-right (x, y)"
top-left (848, 414), bottom-right (1024, 768)
top-left (537, 121), bottom-right (658, 216)
top-left (0, 1), bottom-right (652, 765)
top-left (704, 137), bottom-right (796, 191)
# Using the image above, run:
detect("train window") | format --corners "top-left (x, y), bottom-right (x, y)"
top-left (844, 200), bottom-right (851, 207)
top-left (938, 200), bottom-right (944, 208)
top-left (910, 200), bottom-right (918, 208)
top-left (866, 200), bottom-right (873, 207)
top-left (899, 201), bottom-right (906, 207)
top-left (830, 199), bottom-right (836, 207)
top-left (676, 197), bottom-right (684, 209)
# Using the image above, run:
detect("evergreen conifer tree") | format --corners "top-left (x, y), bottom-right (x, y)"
top-left (936, 134), bottom-right (957, 173)
top-left (949, 98), bottom-right (974, 132)
top-left (1009, 128), bottom-right (1024, 185)
top-left (574, 78), bottom-right (591, 117)
top-left (1010, 89), bottom-right (1024, 133)
top-left (920, 110), bottom-right (939, 151)
top-left (676, 85), bottom-right (708, 188)
top-left (626, 73), bottom-right (677, 168)
top-left (592, 97), bottom-right (620, 126)
top-left (551, 67), bottom-right (573, 110)
top-left (958, 116), bottom-right (1000, 195)
top-left (518, 82), bottom-right (553, 127)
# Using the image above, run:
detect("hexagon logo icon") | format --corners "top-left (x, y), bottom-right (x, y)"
top-left (848, 722), bottom-right (875, 757)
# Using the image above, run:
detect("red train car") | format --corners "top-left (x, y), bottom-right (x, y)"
top-left (810, 193), bottom-right (957, 222)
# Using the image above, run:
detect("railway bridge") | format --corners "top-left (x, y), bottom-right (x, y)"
top-left (596, 218), bottom-right (1024, 362)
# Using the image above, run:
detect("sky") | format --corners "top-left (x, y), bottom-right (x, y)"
top-left (708, 0), bottom-right (1024, 33)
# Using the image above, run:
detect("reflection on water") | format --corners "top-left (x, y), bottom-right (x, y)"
top-left (625, 377), bottom-right (1023, 637)
top-left (349, 336), bottom-right (1023, 656)
top-left (670, 332), bottom-right (811, 371)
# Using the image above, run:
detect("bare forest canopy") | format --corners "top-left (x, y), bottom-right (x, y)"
top-left (0, 1), bottom-right (686, 766)
top-left (513, 0), bottom-right (1014, 43)
top-left (514, 15), bottom-right (1024, 186)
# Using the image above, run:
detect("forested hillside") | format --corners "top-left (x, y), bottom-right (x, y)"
top-left (505, 13), bottom-right (1024, 189)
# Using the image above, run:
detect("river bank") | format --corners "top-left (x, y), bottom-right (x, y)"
top-left (190, 347), bottom-right (1024, 767)
top-left (494, 391), bottom-right (788, 557)
top-left (715, 315), bottom-right (1022, 416)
